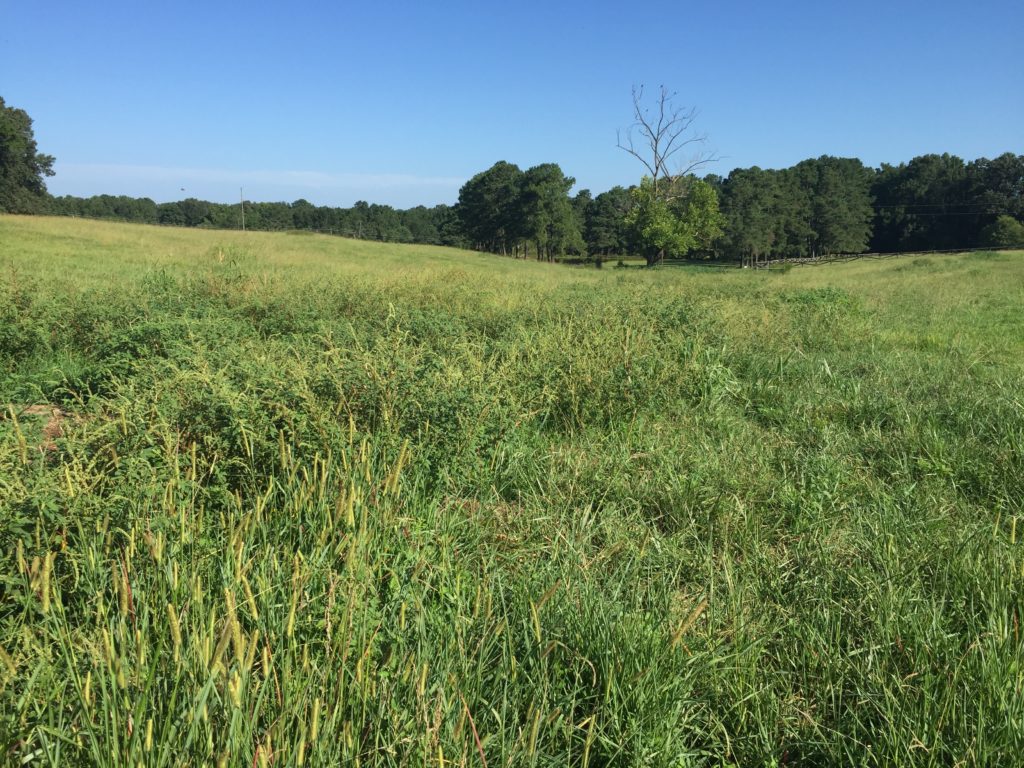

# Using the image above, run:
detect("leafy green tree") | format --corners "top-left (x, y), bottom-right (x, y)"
top-left (517, 163), bottom-right (583, 260)
top-left (51, 194), bottom-right (158, 223)
top-left (157, 202), bottom-right (185, 226)
top-left (401, 205), bottom-right (442, 245)
top-left (347, 201), bottom-right (372, 238)
top-left (771, 169), bottom-right (814, 258)
top-left (205, 202), bottom-right (240, 229)
top-left (0, 97), bottom-right (55, 213)
top-left (571, 189), bottom-right (592, 256)
top-left (456, 161), bottom-right (523, 255)
top-left (367, 203), bottom-right (412, 242)
top-left (177, 198), bottom-right (213, 228)
top-left (431, 205), bottom-right (467, 248)
top-left (966, 154), bottom-right (1024, 245)
top-left (585, 186), bottom-right (633, 256)
top-left (970, 154), bottom-right (1024, 222)
top-left (870, 154), bottom-right (971, 251)
top-left (979, 215), bottom-right (1024, 247)
top-left (676, 178), bottom-right (724, 256)
top-left (796, 156), bottom-right (874, 255)
top-left (626, 176), bottom-right (722, 264)
top-left (291, 199), bottom-right (317, 230)
top-left (720, 159), bottom-right (869, 262)
top-left (718, 167), bottom-right (778, 263)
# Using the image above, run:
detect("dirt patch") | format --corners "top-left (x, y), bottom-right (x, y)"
top-left (4, 404), bottom-right (76, 453)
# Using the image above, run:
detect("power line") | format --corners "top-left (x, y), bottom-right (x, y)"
top-left (870, 202), bottom-right (1008, 209)
top-left (874, 210), bottom-right (1006, 217)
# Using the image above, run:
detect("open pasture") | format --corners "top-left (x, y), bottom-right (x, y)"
top-left (1, 216), bottom-right (1023, 766)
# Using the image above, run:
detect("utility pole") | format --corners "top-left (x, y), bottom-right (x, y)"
top-left (240, 187), bottom-right (246, 232)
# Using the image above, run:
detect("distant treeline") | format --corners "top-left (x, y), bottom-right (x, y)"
top-left (48, 195), bottom-right (467, 247)
top-left (45, 152), bottom-right (1024, 260)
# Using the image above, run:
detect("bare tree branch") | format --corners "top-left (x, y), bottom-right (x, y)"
top-left (616, 84), bottom-right (717, 194)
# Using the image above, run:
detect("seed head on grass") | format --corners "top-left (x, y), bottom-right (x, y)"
top-left (167, 603), bottom-right (182, 663)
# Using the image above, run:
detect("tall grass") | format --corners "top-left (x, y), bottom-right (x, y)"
top-left (1, 215), bottom-right (1023, 766)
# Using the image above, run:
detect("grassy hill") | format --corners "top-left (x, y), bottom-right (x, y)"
top-left (2, 215), bottom-right (1023, 766)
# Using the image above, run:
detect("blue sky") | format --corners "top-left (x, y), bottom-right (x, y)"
top-left (3, 0), bottom-right (1022, 208)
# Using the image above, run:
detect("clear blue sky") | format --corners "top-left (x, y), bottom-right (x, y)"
top-left (3, 0), bottom-right (1021, 208)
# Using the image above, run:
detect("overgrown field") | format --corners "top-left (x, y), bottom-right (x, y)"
top-left (2, 215), bottom-right (1023, 766)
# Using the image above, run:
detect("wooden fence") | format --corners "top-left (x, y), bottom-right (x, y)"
top-left (745, 244), bottom-right (1024, 269)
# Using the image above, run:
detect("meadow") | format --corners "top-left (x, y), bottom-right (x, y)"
top-left (1, 215), bottom-right (1022, 767)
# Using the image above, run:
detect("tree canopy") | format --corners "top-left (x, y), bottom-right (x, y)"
top-left (6, 97), bottom-right (1022, 263)
top-left (626, 176), bottom-right (722, 263)
top-left (517, 163), bottom-right (584, 261)
top-left (0, 97), bottom-right (55, 214)
top-left (980, 215), bottom-right (1024, 247)
top-left (456, 161), bottom-right (523, 255)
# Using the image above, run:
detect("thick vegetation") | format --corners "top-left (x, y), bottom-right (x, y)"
top-left (0, 97), bottom-right (55, 215)
top-left (45, 152), bottom-right (1024, 262)
top-left (4, 95), bottom-right (1022, 260)
top-left (40, 151), bottom-right (1024, 264)
top-left (2, 216), bottom-right (1022, 766)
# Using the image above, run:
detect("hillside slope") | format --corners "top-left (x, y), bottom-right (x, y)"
top-left (2, 215), bottom-right (1023, 766)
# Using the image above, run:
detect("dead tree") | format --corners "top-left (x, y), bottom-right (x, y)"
top-left (616, 85), bottom-right (716, 199)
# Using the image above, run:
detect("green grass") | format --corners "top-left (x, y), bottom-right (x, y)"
top-left (1, 214), bottom-right (1023, 766)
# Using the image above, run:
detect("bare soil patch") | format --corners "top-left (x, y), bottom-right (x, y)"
top-left (4, 404), bottom-right (76, 453)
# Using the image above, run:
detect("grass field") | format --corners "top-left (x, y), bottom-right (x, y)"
top-left (2, 215), bottom-right (1023, 767)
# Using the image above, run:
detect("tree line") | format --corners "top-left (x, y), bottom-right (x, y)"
top-left (27, 153), bottom-right (1024, 263)
top-left (711, 153), bottom-right (1024, 261)
top-left (3, 95), bottom-right (1023, 261)
top-left (46, 195), bottom-right (466, 247)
